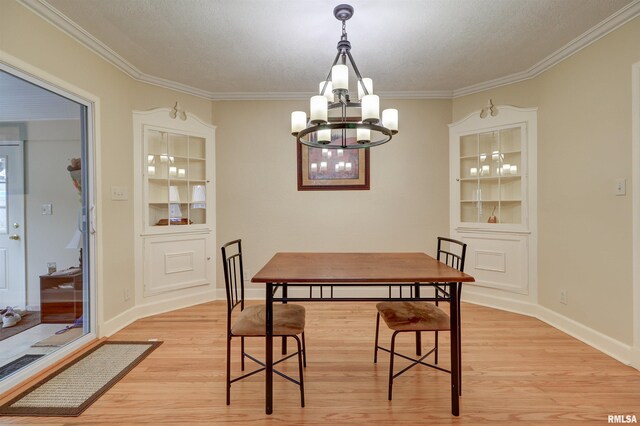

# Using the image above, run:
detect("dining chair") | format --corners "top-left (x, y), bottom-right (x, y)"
top-left (373, 237), bottom-right (467, 400)
top-left (222, 239), bottom-right (307, 406)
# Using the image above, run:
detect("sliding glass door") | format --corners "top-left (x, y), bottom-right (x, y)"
top-left (0, 65), bottom-right (93, 386)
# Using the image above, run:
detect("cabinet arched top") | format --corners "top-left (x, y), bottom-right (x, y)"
top-left (133, 107), bottom-right (216, 136)
top-left (449, 105), bottom-right (538, 132)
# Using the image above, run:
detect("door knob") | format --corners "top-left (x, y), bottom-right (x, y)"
top-left (9, 234), bottom-right (20, 240)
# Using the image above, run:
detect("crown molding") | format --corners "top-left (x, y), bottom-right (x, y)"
top-left (18, 0), bottom-right (640, 101)
top-left (453, 0), bottom-right (640, 98)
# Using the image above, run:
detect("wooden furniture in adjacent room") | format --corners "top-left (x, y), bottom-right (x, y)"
top-left (39, 269), bottom-right (83, 323)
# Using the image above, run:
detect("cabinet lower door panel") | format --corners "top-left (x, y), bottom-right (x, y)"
top-left (143, 234), bottom-right (209, 297)
top-left (455, 231), bottom-right (529, 295)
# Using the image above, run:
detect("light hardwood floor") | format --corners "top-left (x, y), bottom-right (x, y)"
top-left (1, 301), bottom-right (639, 424)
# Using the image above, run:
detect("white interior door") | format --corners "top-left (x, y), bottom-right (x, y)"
top-left (0, 142), bottom-right (26, 309)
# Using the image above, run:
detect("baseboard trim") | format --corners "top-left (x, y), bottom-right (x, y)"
top-left (100, 289), bottom-right (216, 337)
top-left (535, 304), bottom-right (633, 367)
top-left (632, 347), bottom-right (640, 370)
top-left (463, 290), bottom-right (635, 369)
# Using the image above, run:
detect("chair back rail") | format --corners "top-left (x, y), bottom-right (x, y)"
top-left (221, 239), bottom-right (245, 333)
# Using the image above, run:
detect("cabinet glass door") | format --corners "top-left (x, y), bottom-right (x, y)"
top-left (459, 126), bottom-right (522, 225)
top-left (146, 129), bottom-right (207, 228)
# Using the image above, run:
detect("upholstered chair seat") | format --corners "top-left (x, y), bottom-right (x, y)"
top-left (232, 304), bottom-right (306, 336)
top-left (376, 301), bottom-right (449, 332)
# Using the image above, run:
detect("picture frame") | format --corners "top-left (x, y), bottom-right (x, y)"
top-left (297, 138), bottom-right (370, 191)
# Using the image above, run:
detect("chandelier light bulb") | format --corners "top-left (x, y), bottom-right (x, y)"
top-left (291, 111), bottom-right (307, 134)
top-left (361, 94), bottom-right (380, 123)
top-left (332, 64), bottom-right (349, 91)
top-left (382, 109), bottom-right (398, 132)
top-left (318, 129), bottom-right (332, 143)
top-left (310, 95), bottom-right (328, 123)
top-left (357, 127), bottom-right (370, 143)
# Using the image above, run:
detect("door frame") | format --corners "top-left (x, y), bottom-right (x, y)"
top-left (0, 141), bottom-right (26, 310)
top-left (632, 61), bottom-right (640, 370)
top-left (0, 51), bottom-right (101, 393)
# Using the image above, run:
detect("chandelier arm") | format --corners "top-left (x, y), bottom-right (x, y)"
top-left (345, 51), bottom-right (369, 97)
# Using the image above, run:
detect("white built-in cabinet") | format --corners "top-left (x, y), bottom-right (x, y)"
top-left (133, 108), bottom-right (215, 302)
top-left (449, 106), bottom-right (537, 301)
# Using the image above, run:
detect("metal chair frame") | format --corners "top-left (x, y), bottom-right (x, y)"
top-left (374, 237), bottom-right (467, 400)
top-left (222, 239), bottom-right (306, 406)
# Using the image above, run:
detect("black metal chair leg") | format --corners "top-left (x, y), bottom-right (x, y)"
top-left (458, 283), bottom-right (462, 395)
top-left (295, 336), bottom-right (305, 407)
top-left (302, 332), bottom-right (307, 367)
top-left (388, 331), bottom-right (398, 400)
top-left (241, 336), bottom-right (245, 371)
top-left (435, 330), bottom-right (439, 364)
top-left (415, 331), bottom-right (422, 356)
top-left (226, 334), bottom-right (232, 405)
top-left (374, 312), bottom-right (381, 363)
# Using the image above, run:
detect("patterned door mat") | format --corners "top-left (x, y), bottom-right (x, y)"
top-left (0, 341), bottom-right (162, 417)
top-left (0, 355), bottom-right (45, 380)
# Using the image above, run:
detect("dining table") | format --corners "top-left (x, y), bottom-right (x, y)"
top-left (251, 252), bottom-right (475, 416)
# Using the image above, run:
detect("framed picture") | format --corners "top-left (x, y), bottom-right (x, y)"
top-left (297, 137), bottom-right (370, 191)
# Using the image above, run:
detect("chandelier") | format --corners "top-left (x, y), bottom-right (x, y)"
top-left (291, 4), bottom-right (398, 149)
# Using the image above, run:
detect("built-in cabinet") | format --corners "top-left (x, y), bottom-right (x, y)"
top-left (449, 106), bottom-right (537, 300)
top-left (133, 108), bottom-right (215, 301)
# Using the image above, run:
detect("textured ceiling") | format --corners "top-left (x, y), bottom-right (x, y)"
top-left (28, 0), bottom-right (640, 98)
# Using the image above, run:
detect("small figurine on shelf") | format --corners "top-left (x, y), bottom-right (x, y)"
top-left (67, 158), bottom-right (81, 198)
top-left (488, 206), bottom-right (497, 223)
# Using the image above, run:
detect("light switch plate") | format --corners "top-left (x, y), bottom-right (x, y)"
top-left (111, 186), bottom-right (128, 201)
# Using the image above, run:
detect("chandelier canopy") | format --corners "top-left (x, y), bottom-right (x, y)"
top-left (291, 4), bottom-right (398, 150)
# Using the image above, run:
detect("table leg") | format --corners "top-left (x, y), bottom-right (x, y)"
top-left (450, 282), bottom-right (460, 416)
top-left (414, 283), bottom-right (422, 356)
top-left (282, 285), bottom-right (288, 355)
top-left (266, 282), bottom-right (274, 415)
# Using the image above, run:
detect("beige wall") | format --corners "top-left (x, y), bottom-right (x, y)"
top-left (453, 16), bottom-right (640, 344)
top-left (1, 0), bottom-right (213, 322)
top-left (213, 99), bottom-right (452, 288)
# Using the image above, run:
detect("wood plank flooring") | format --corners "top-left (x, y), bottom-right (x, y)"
top-left (1, 301), bottom-right (639, 424)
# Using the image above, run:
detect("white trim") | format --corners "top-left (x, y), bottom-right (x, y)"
top-left (632, 61), bottom-right (640, 370)
top-left (17, 0), bottom-right (640, 101)
top-left (463, 291), bottom-right (635, 368)
top-left (101, 289), bottom-right (216, 337)
top-left (454, 0), bottom-right (640, 97)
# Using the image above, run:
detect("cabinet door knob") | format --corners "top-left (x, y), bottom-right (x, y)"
top-left (456, 178), bottom-right (460, 182)
top-left (9, 234), bottom-right (20, 240)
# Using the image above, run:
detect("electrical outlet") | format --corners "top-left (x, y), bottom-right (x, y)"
top-left (124, 288), bottom-right (130, 301)
top-left (614, 179), bottom-right (626, 196)
top-left (560, 289), bottom-right (568, 305)
top-left (41, 204), bottom-right (52, 215)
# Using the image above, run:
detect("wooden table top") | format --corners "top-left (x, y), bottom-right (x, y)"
top-left (251, 252), bottom-right (475, 284)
